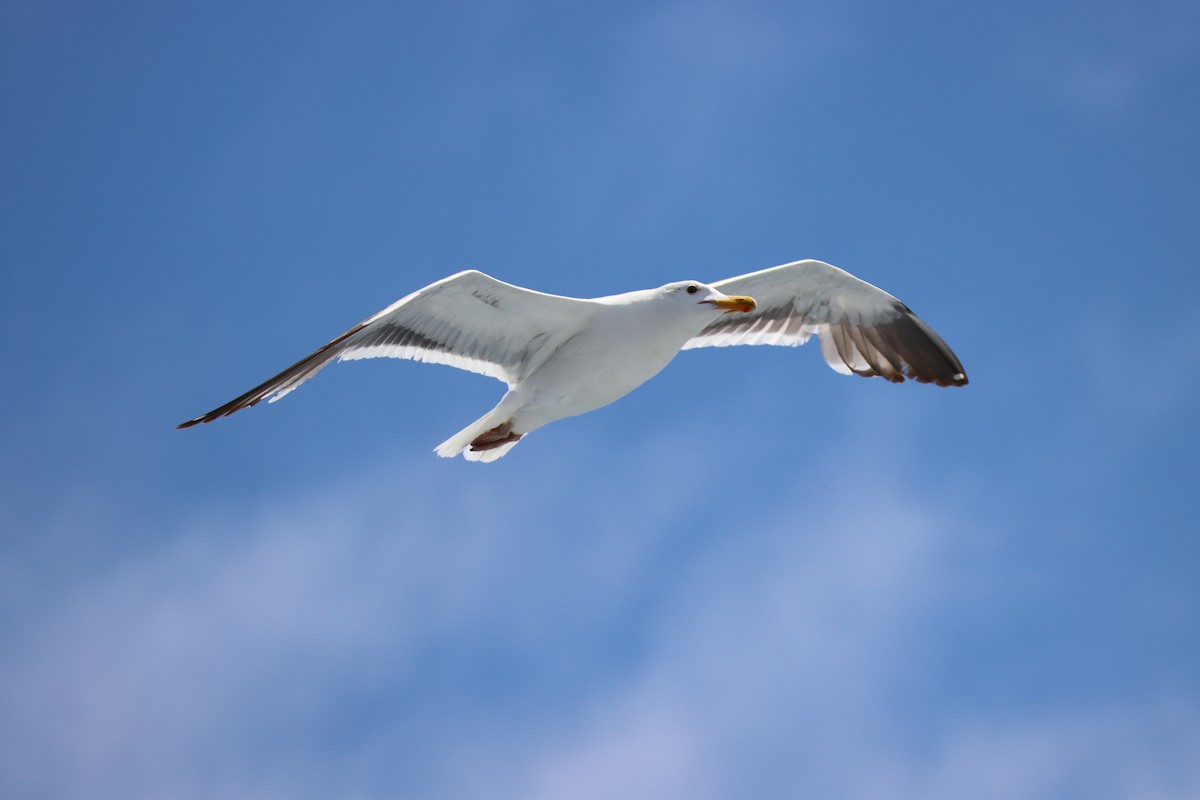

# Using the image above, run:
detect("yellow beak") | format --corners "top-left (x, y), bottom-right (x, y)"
top-left (705, 295), bottom-right (757, 314)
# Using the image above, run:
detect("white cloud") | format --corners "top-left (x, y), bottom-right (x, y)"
top-left (0, 424), bottom-right (731, 799)
top-left (2, 390), bottom-right (1195, 800)
top-left (523, 465), bottom-right (958, 800)
top-left (520, 465), bottom-right (1200, 800)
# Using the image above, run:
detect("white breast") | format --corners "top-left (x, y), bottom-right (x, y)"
top-left (510, 297), bottom-right (696, 428)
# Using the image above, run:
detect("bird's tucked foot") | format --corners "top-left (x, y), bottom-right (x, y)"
top-left (470, 421), bottom-right (523, 451)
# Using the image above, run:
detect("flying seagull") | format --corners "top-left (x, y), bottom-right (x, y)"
top-left (179, 259), bottom-right (967, 461)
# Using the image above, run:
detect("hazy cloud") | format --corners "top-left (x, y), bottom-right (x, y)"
top-left (6, 407), bottom-right (1193, 799)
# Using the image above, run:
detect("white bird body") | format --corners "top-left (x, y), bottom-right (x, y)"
top-left (435, 284), bottom-right (741, 460)
top-left (179, 260), bottom-right (968, 461)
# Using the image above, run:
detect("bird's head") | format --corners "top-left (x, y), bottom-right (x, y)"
top-left (663, 281), bottom-right (757, 315)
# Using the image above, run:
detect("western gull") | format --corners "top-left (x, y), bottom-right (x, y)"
top-left (178, 259), bottom-right (967, 461)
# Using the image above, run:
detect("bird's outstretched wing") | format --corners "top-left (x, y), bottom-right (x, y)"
top-left (683, 260), bottom-right (967, 386)
top-left (178, 270), bottom-right (593, 428)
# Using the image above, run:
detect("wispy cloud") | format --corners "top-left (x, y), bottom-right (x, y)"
top-left (5, 397), bottom-right (1194, 799)
top-left (519, 458), bottom-right (1200, 799)
top-left (526, 473), bottom-right (957, 799)
top-left (0, 425), bottom-right (735, 799)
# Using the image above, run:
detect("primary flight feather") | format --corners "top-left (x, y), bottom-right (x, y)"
top-left (178, 259), bottom-right (967, 461)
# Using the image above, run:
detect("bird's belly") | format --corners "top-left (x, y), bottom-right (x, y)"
top-left (514, 332), bottom-right (678, 426)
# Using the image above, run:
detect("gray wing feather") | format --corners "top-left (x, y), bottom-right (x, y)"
top-left (178, 271), bottom-right (591, 427)
top-left (684, 260), bottom-right (967, 387)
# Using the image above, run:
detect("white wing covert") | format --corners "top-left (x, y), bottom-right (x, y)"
top-left (683, 260), bottom-right (967, 386)
top-left (178, 270), bottom-right (592, 427)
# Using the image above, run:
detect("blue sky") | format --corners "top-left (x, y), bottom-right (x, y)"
top-left (2, 1), bottom-right (1198, 797)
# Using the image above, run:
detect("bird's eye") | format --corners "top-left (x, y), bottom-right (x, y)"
top-left (686, 284), bottom-right (699, 295)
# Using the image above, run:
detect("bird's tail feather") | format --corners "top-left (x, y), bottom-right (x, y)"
top-left (434, 409), bottom-right (523, 462)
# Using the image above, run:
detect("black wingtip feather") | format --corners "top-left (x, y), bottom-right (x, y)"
top-left (871, 303), bottom-right (966, 387)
